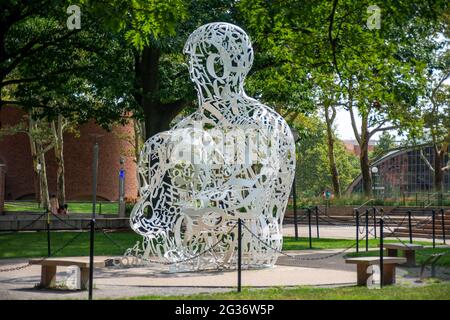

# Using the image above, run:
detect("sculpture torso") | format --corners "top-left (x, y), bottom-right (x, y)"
top-left (130, 23), bottom-right (295, 270)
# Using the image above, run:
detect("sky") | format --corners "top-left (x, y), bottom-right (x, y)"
top-left (333, 108), bottom-right (383, 141)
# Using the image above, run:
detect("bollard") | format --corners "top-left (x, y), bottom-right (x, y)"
top-left (307, 208), bottom-right (312, 248)
top-left (237, 218), bottom-right (242, 293)
top-left (408, 210), bottom-right (413, 244)
top-left (373, 207), bottom-right (377, 239)
top-left (292, 180), bottom-right (298, 240)
top-left (315, 206), bottom-right (320, 239)
top-left (365, 209), bottom-right (369, 252)
top-left (432, 210), bottom-right (436, 249)
top-left (47, 211), bottom-right (51, 257)
top-left (379, 218), bottom-right (384, 288)
top-left (441, 208), bottom-right (446, 245)
top-left (355, 210), bottom-right (359, 253)
top-left (88, 218), bottom-right (95, 300)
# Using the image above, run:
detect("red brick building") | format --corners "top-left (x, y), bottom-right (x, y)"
top-left (342, 139), bottom-right (376, 156)
top-left (0, 105), bottom-right (138, 202)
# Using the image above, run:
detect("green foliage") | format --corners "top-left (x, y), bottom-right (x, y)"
top-left (293, 114), bottom-right (359, 197)
top-left (371, 131), bottom-right (398, 160)
top-left (81, 0), bottom-right (188, 51)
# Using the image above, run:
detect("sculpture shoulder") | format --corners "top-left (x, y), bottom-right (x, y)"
top-left (241, 98), bottom-right (292, 136)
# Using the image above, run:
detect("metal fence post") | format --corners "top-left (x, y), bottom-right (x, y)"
top-left (88, 218), bottom-right (95, 300)
top-left (315, 206), bottom-right (320, 239)
top-left (365, 209), bottom-right (369, 252)
top-left (432, 210), bottom-right (436, 249)
top-left (308, 208), bottom-right (312, 248)
top-left (237, 218), bottom-right (242, 293)
top-left (355, 210), bottom-right (359, 253)
top-left (47, 211), bottom-right (51, 257)
top-left (379, 218), bottom-right (384, 288)
top-left (408, 210), bottom-right (413, 244)
top-left (292, 179), bottom-right (298, 240)
top-left (441, 208), bottom-right (446, 245)
top-left (373, 207), bottom-right (377, 239)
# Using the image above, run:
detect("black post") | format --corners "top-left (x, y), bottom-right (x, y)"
top-left (308, 208), bottom-right (312, 248)
top-left (292, 179), bottom-right (298, 240)
top-left (408, 210), bottom-right (413, 244)
top-left (237, 218), bottom-right (242, 293)
top-left (92, 142), bottom-right (99, 220)
top-left (88, 218), bottom-right (95, 300)
top-left (373, 207), bottom-right (377, 239)
top-left (379, 218), bottom-right (384, 288)
top-left (365, 209), bottom-right (369, 252)
top-left (432, 210), bottom-right (436, 249)
top-left (355, 210), bottom-right (359, 253)
top-left (441, 208), bottom-right (446, 245)
top-left (89, 142), bottom-right (99, 300)
top-left (315, 206), bottom-right (320, 239)
top-left (46, 212), bottom-right (51, 257)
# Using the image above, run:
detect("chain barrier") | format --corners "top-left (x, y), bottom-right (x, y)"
top-left (241, 222), bottom-right (362, 262)
top-left (113, 223), bottom-right (239, 266)
top-left (0, 231), bottom-right (85, 272)
top-left (0, 212), bottom-right (47, 236)
top-left (100, 229), bottom-right (127, 252)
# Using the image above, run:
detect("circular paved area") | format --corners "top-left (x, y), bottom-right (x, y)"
top-left (0, 250), bottom-right (357, 300)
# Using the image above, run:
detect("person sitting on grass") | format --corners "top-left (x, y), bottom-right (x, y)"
top-left (49, 194), bottom-right (59, 215)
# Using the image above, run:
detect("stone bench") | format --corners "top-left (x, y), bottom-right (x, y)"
top-left (345, 257), bottom-right (406, 286)
top-left (29, 258), bottom-right (105, 289)
top-left (380, 243), bottom-right (423, 267)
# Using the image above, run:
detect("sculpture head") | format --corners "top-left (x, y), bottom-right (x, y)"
top-left (183, 22), bottom-right (254, 99)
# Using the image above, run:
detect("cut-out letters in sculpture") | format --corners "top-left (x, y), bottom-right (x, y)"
top-left (129, 22), bottom-right (296, 270)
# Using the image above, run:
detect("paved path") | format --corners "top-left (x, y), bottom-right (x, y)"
top-left (0, 250), bottom-right (356, 300)
top-left (283, 224), bottom-right (435, 243)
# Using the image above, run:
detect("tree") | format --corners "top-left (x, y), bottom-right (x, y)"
top-left (82, 0), bottom-right (241, 139)
top-left (293, 114), bottom-right (359, 197)
top-left (417, 37), bottom-right (450, 192)
top-left (0, 113), bottom-right (54, 208)
top-left (238, 0), bottom-right (449, 197)
top-left (1, 1), bottom-right (138, 203)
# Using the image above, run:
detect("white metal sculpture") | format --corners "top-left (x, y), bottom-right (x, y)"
top-left (130, 22), bottom-right (295, 270)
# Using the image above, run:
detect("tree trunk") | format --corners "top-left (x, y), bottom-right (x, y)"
top-left (136, 46), bottom-right (187, 139)
top-left (28, 131), bottom-right (40, 204)
top-left (324, 104), bottom-right (341, 197)
top-left (360, 118), bottom-right (372, 197)
top-left (52, 115), bottom-right (65, 205)
top-left (434, 144), bottom-right (444, 193)
top-left (36, 142), bottom-right (50, 209)
top-left (133, 119), bottom-right (145, 162)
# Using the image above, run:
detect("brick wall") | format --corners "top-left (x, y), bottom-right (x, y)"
top-left (0, 106), bottom-right (138, 201)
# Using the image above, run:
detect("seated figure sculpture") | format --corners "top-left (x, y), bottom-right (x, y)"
top-left (129, 22), bottom-right (295, 270)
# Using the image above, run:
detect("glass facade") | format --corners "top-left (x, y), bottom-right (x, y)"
top-left (349, 146), bottom-right (450, 195)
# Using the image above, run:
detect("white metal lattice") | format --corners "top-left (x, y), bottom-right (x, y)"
top-left (129, 22), bottom-right (296, 271)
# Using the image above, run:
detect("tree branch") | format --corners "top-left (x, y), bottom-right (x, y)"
top-left (348, 104), bottom-right (361, 145)
top-left (369, 125), bottom-right (399, 138)
top-left (419, 149), bottom-right (435, 172)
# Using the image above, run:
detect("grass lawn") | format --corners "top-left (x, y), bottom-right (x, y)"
top-left (4, 201), bottom-right (119, 214)
top-left (0, 231), bottom-right (140, 259)
top-left (127, 282), bottom-right (450, 300)
top-left (0, 231), bottom-right (443, 260)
